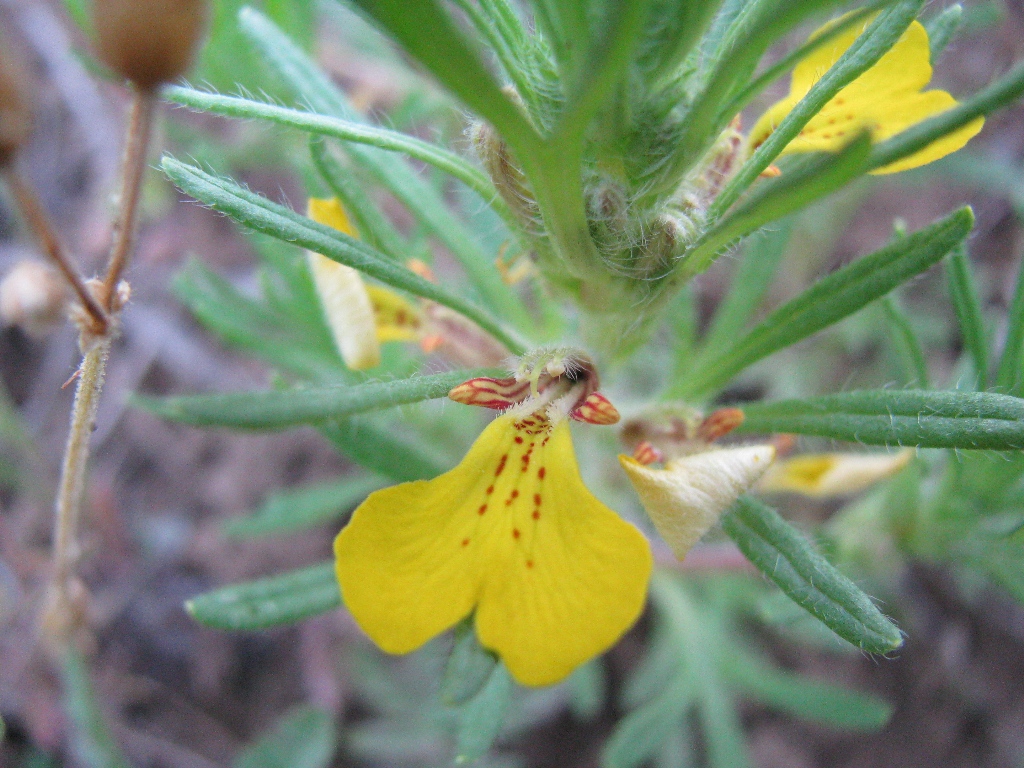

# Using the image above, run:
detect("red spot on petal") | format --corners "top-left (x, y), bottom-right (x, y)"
top-left (478, 505), bottom-right (487, 515)
top-left (532, 510), bottom-right (540, 520)
top-left (512, 528), bottom-right (520, 539)
top-left (495, 455), bottom-right (507, 476)
top-left (533, 494), bottom-right (541, 506)
top-left (514, 436), bottom-right (524, 444)
top-left (526, 560), bottom-right (533, 569)
top-left (538, 467), bottom-right (546, 480)
top-left (461, 538), bottom-right (470, 547)
top-left (486, 485), bottom-right (494, 495)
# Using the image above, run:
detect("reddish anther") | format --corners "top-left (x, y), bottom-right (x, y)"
top-left (570, 392), bottom-right (620, 425)
top-left (632, 440), bottom-right (663, 466)
top-left (695, 408), bottom-right (745, 443)
top-left (448, 376), bottom-right (531, 410)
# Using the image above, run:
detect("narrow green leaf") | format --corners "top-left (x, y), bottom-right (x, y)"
top-left (681, 135), bottom-right (870, 280)
top-left (721, 4), bottom-right (884, 119)
top-left (138, 369), bottom-right (497, 429)
top-left (236, 7), bottom-right (533, 331)
top-left (945, 243), bottom-right (989, 389)
top-left (455, 663), bottom-right (514, 764)
top-left (677, 207), bottom-right (973, 399)
top-left (309, 139), bottom-right (408, 262)
top-left (161, 157), bottom-right (525, 353)
top-left (723, 645), bottom-right (892, 731)
top-left (701, 220), bottom-right (793, 353)
top-left (187, 563), bottom-right (341, 630)
top-left (172, 258), bottom-right (342, 381)
top-left (697, 671), bottom-right (750, 768)
top-left (997, 252), bottom-right (1024, 394)
top-left (634, 0), bottom-right (724, 83)
top-left (737, 388), bottom-right (1024, 449)
top-left (61, 650), bottom-right (131, 768)
top-left (868, 59), bottom-right (1024, 173)
top-left (722, 496), bottom-right (904, 653)
top-left (164, 86), bottom-right (505, 217)
top-left (319, 415), bottom-right (445, 482)
top-left (223, 476), bottom-right (382, 539)
top-left (925, 4), bottom-right (963, 62)
top-left (601, 675), bottom-right (692, 768)
top-left (712, 0), bottom-right (924, 217)
top-left (881, 296), bottom-right (930, 386)
top-left (442, 621), bottom-right (499, 707)
top-left (235, 707), bottom-right (337, 768)
top-left (348, 0), bottom-right (537, 151)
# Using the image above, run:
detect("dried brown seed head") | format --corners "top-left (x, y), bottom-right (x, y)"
top-left (0, 260), bottom-right (70, 336)
top-left (93, 0), bottom-right (208, 91)
top-left (0, 48), bottom-right (32, 167)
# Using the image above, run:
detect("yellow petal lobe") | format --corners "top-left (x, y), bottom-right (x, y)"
top-left (750, 19), bottom-right (983, 174)
top-left (366, 284), bottom-right (422, 343)
top-left (334, 413), bottom-right (652, 687)
top-left (620, 445), bottom-right (776, 561)
top-left (306, 198), bottom-right (381, 370)
top-left (758, 449), bottom-right (913, 497)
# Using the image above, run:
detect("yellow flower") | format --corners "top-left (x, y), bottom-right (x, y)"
top-left (750, 19), bottom-right (984, 174)
top-left (334, 374), bottom-right (652, 687)
top-left (306, 198), bottom-right (422, 369)
top-left (620, 445), bottom-right (775, 561)
top-left (758, 449), bottom-right (913, 497)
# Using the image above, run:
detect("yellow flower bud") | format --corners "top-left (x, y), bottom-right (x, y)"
top-left (93, 0), bottom-right (209, 91)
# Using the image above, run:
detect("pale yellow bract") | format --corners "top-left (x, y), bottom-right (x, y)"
top-left (758, 449), bottom-right (914, 497)
top-left (334, 413), bottom-right (652, 687)
top-left (749, 19), bottom-right (984, 174)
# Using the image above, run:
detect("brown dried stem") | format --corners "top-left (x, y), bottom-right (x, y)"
top-left (101, 87), bottom-right (155, 308)
top-left (2, 166), bottom-right (107, 333)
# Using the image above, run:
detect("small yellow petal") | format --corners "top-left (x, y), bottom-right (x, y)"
top-left (306, 198), bottom-right (381, 370)
top-left (758, 449), bottom-right (913, 497)
top-left (366, 284), bottom-right (422, 343)
top-left (750, 19), bottom-right (983, 173)
top-left (620, 445), bottom-right (776, 561)
top-left (335, 414), bottom-right (652, 686)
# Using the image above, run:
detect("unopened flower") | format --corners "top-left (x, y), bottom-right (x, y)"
top-left (307, 198), bottom-right (422, 370)
top-left (618, 407), bottom-right (774, 561)
top-left (758, 449), bottom-right (913, 497)
top-left (334, 352), bottom-right (651, 686)
top-left (750, 18), bottom-right (983, 174)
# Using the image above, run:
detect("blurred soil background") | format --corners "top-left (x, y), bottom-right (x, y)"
top-left (3, 0), bottom-right (1024, 766)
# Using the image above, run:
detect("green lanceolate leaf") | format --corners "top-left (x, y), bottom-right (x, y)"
top-left (675, 207), bottom-right (973, 399)
top-left (236, 8), bottom-right (533, 333)
top-left (601, 674), bottom-right (692, 768)
top-left (722, 645), bottom-right (892, 731)
top-left (309, 139), bottom-right (408, 262)
top-left (722, 496), bottom-right (904, 653)
top-left (996, 252), bottom-right (1024, 394)
top-left (61, 651), bottom-right (131, 768)
top-left (187, 562), bottom-right (341, 630)
top-left (924, 4), bottom-right (963, 62)
top-left (235, 707), bottom-right (337, 768)
top-left (348, 0), bottom-right (537, 153)
top-left (881, 295), bottom-right (930, 386)
top-left (737, 388), bottom-right (1024, 449)
top-left (138, 368), bottom-right (499, 429)
top-left (223, 476), bottom-right (383, 539)
top-left (319, 415), bottom-right (445, 482)
top-left (680, 134), bottom-right (870, 280)
top-left (946, 244), bottom-right (989, 389)
top-left (455, 662), bottom-right (514, 764)
top-left (160, 157), bottom-right (525, 353)
top-left (442, 621), bottom-right (500, 707)
top-left (164, 87), bottom-right (505, 218)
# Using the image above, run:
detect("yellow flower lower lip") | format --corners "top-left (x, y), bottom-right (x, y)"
top-left (749, 18), bottom-right (983, 174)
top-left (334, 412), bottom-right (652, 687)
